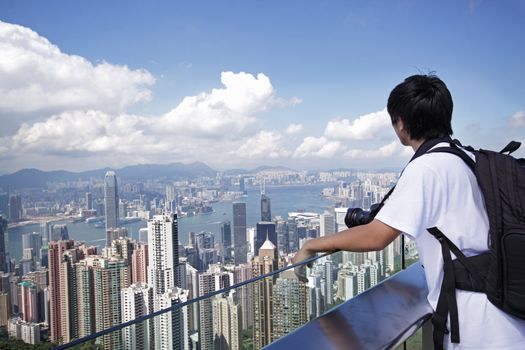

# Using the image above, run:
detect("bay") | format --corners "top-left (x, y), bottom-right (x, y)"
top-left (7, 183), bottom-right (333, 261)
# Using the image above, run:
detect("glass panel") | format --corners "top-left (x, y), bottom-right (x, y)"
top-left (395, 327), bottom-right (423, 350)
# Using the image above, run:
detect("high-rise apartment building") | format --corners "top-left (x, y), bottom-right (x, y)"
top-left (75, 258), bottom-right (95, 339)
top-left (131, 242), bottom-right (148, 285)
top-left (198, 272), bottom-right (215, 350)
top-left (0, 292), bottom-right (8, 326)
top-left (48, 240), bottom-right (75, 344)
top-left (93, 258), bottom-right (130, 350)
top-left (104, 171), bottom-right (119, 231)
top-left (121, 283), bottom-right (154, 350)
top-left (155, 287), bottom-right (189, 350)
top-left (19, 281), bottom-right (39, 323)
top-left (212, 294), bottom-right (242, 350)
top-left (106, 227), bottom-right (128, 248)
top-left (272, 270), bottom-right (309, 340)
top-left (147, 214), bottom-right (179, 295)
top-left (233, 202), bottom-right (247, 265)
top-left (234, 263), bottom-right (253, 329)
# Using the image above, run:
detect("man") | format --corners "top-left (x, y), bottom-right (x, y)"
top-left (292, 74), bottom-right (525, 349)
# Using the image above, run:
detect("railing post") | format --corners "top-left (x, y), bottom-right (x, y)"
top-left (422, 319), bottom-right (433, 349)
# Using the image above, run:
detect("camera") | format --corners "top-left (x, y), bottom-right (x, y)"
top-left (344, 203), bottom-right (382, 228)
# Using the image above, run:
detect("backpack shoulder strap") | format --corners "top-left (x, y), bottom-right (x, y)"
top-left (427, 145), bottom-right (476, 171)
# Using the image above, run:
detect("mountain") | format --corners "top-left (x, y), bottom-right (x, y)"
top-left (0, 162), bottom-right (217, 189)
top-left (251, 165), bottom-right (296, 173)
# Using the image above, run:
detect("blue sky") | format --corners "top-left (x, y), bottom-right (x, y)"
top-left (1, 0), bottom-right (524, 172)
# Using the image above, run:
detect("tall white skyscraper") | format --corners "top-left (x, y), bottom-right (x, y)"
top-left (147, 214), bottom-right (187, 350)
top-left (147, 214), bottom-right (180, 295)
top-left (121, 283), bottom-right (154, 350)
top-left (104, 171), bottom-right (119, 231)
top-left (155, 288), bottom-right (189, 350)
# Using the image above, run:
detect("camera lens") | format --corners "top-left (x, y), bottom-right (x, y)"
top-left (345, 208), bottom-right (370, 228)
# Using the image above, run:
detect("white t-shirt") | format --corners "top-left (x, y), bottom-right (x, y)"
top-left (375, 147), bottom-right (525, 349)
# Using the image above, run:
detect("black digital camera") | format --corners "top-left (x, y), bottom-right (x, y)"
top-left (344, 203), bottom-right (382, 228)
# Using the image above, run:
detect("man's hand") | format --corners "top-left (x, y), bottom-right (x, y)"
top-left (292, 242), bottom-right (315, 283)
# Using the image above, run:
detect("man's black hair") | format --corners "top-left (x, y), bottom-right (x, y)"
top-left (387, 74), bottom-right (453, 140)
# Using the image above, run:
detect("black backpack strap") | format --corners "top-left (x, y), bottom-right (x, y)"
top-left (499, 141), bottom-right (521, 155)
top-left (427, 146), bottom-right (476, 172)
top-left (428, 227), bottom-right (461, 347)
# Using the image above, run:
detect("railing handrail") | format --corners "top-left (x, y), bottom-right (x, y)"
top-left (55, 251), bottom-right (335, 349)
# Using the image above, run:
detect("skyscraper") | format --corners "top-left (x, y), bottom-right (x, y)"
top-left (320, 211), bottom-right (335, 237)
top-left (220, 221), bottom-right (232, 262)
top-left (234, 263), bottom-right (253, 330)
top-left (106, 227), bottom-right (128, 247)
top-left (155, 287), bottom-right (189, 350)
top-left (255, 222), bottom-right (277, 257)
top-left (272, 270), bottom-right (309, 340)
top-left (8, 195), bottom-right (22, 222)
top-left (0, 216), bottom-right (7, 272)
top-left (51, 224), bottom-right (69, 242)
top-left (104, 171), bottom-right (119, 231)
top-left (212, 294), bottom-right (242, 350)
top-left (239, 176), bottom-right (245, 194)
top-left (85, 192), bottom-right (93, 210)
top-left (252, 239), bottom-right (277, 349)
top-left (131, 242), bottom-right (148, 285)
top-left (198, 272), bottom-right (215, 350)
top-left (147, 214), bottom-right (179, 295)
top-left (260, 194), bottom-right (271, 222)
top-left (49, 241), bottom-right (73, 343)
top-left (233, 202), bottom-right (247, 265)
top-left (92, 258), bottom-right (130, 350)
top-left (121, 283), bottom-right (154, 350)
top-left (19, 281), bottom-right (39, 323)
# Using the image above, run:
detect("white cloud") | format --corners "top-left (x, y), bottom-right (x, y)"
top-left (510, 111), bottom-right (525, 127)
top-left (324, 108), bottom-right (390, 140)
top-left (4, 70), bottom-right (299, 169)
top-left (0, 21), bottom-right (155, 114)
top-left (11, 110), bottom-right (167, 155)
top-left (152, 71), bottom-right (286, 137)
top-left (293, 137), bottom-right (344, 158)
top-left (344, 141), bottom-right (411, 159)
top-left (233, 131), bottom-right (290, 159)
top-left (285, 123), bottom-right (303, 135)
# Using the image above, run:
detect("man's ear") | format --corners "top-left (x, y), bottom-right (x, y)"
top-left (395, 119), bottom-right (404, 132)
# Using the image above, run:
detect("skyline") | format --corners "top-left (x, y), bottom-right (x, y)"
top-left (1, 1), bottom-right (524, 173)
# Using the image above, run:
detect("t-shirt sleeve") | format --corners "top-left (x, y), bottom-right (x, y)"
top-left (375, 159), bottom-right (444, 240)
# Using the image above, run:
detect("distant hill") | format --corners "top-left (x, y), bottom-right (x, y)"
top-left (251, 165), bottom-right (296, 173)
top-left (222, 165), bottom-right (297, 176)
top-left (0, 162), bottom-right (217, 189)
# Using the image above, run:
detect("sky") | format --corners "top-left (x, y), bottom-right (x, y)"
top-left (0, 0), bottom-right (524, 173)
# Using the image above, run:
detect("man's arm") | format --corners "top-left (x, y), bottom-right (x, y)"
top-left (292, 219), bottom-right (400, 265)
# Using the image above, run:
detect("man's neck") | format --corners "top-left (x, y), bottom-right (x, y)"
top-left (410, 139), bottom-right (425, 152)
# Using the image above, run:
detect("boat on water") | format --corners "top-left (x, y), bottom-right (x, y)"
top-left (86, 216), bottom-right (104, 224)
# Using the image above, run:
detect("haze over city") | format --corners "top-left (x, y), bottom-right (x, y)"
top-left (1, 0), bottom-right (524, 174)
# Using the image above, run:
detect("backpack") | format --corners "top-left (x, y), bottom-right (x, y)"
top-left (422, 139), bottom-right (525, 349)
